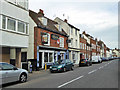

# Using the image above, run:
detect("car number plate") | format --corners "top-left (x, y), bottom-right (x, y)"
top-left (52, 68), bottom-right (57, 70)
top-left (81, 61), bottom-right (85, 63)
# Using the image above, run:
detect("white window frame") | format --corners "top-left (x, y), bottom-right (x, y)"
top-left (17, 21), bottom-right (26, 33)
top-left (1, 15), bottom-right (28, 35)
top-left (59, 37), bottom-right (64, 48)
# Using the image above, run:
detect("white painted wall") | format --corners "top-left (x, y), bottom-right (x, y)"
top-left (1, 30), bottom-right (28, 47)
top-left (27, 17), bottom-right (36, 59)
top-left (54, 17), bottom-right (80, 64)
top-left (0, 0), bottom-right (29, 23)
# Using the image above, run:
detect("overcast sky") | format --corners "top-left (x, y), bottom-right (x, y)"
top-left (29, 0), bottom-right (118, 49)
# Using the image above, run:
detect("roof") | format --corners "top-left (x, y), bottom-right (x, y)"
top-left (55, 17), bottom-right (80, 31)
top-left (67, 23), bottom-right (80, 31)
top-left (29, 10), bottom-right (68, 37)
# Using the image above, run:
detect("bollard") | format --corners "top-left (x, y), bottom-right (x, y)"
top-left (45, 63), bottom-right (47, 71)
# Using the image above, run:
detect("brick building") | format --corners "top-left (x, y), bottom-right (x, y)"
top-left (28, 9), bottom-right (68, 70)
top-left (80, 34), bottom-right (87, 60)
top-left (95, 38), bottom-right (101, 56)
top-left (82, 31), bottom-right (91, 60)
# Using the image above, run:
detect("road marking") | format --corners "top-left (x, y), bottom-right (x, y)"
top-left (88, 69), bottom-right (97, 74)
top-left (57, 75), bottom-right (84, 88)
top-left (99, 67), bottom-right (102, 69)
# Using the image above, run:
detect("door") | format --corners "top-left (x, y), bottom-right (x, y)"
top-left (39, 52), bottom-right (42, 68)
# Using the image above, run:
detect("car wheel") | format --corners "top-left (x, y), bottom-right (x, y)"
top-left (63, 67), bottom-right (66, 72)
top-left (19, 73), bottom-right (27, 83)
top-left (50, 70), bottom-right (53, 73)
top-left (87, 63), bottom-right (90, 66)
top-left (71, 66), bottom-right (74, 70)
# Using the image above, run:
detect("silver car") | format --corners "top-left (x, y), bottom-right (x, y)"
top-left (0, 62), bottom-right (28, 85)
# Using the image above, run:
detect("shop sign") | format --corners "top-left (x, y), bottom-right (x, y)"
top-left (41, 32), bottom-right (48, 44)
top-left (51, 34), bottom-right (59, 40)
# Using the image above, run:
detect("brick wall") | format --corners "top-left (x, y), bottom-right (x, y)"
top-left (34, 27), bottom-right (68, 59)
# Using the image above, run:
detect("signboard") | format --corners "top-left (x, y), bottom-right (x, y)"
top-left (51, 34), bottom-right (59, 40)
top-left (41, 32), bottom-right (48, 44)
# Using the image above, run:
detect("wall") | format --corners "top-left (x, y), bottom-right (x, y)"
top-left (0, 0), bottom-right (29, 23)
top-left (27, 17), bottom-right (36, 59)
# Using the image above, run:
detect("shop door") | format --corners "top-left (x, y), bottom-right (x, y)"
top-left (39, 52), bottom-right (42, 68)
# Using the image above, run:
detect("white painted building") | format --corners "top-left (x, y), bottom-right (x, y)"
top-left (0, 0), bottom-right (29, 68)
top-left (54, 18), bottom-right (80, 65)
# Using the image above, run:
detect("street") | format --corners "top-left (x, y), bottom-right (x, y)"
top-left (3, 60), bottom-right (118, 88)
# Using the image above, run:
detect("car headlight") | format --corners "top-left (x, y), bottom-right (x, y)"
top-left (58, 65), bottom-right (63, 68)
top-left (50, 66), bottom-right (52, 69)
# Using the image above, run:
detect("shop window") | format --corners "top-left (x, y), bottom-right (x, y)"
top-left (44, 53), bottom-right (48, 62)
top-left (72, 53), bottom-right (75, 60)
top-left (49, 53), bottom-right (53, 62)
top-left (7, 18), bottom-right (16, 31)
top-left (18, 21), bottom-right (25, 33)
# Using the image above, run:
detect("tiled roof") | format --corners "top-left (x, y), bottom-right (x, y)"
top-left (29, 10), bottom-right (68, 36)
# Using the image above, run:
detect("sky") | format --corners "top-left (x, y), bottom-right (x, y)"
top-left (29, 0), bottom-right (119, 49)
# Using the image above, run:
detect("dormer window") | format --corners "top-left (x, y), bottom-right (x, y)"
top-left (58, 25), bottom-right (62, 31)
top-left (54, 24), bottom-right (62, 31)
top-left (38, 17), bottom-right (47, 26)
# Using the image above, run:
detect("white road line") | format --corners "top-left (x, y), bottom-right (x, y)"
top-left (99, 67), bottom-right (102, 69)
top-left (88, 69), bottom-right (97, 74)
top-left (57, 75), bottom-right (84, 88)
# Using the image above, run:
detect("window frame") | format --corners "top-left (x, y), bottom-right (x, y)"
top-left (18, 21), bottom-right (25, 33)
top-left (7, 17), bottom-right (16, 31)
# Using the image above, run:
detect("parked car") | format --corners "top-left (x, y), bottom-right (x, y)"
top-left (108, 57), bottom-right (114, 60)
top-left (92, 56), bottom-right (102, 63)
top-left (0, 62), bottom-right (28, 85)
top-left (101, 57), bottom-right (109, 61)
top-left (79, 59), bottom-right (92, 67)
top-left (49, 59), bottom-right (74, 73)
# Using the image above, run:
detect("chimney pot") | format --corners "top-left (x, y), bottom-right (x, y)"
top-left (38, 9), bottom-right (44, 16)
top-left (64, 19), bottom-right (67, 23)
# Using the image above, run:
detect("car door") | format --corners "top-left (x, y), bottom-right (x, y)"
top-left (68, 60), bottom-right (72, 70)
top-left (65, 60), bottom-right (69, 70)
top-left (2, 63), bottom-right (20, 84)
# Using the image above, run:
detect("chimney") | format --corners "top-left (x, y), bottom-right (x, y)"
top-left (95, 38), bottom-right (97, 41)
top-left (38, 9), bottom-right (44, 17)
top-left (64, 19), bottom-right (67, 23)
top-left (83, 31), bottom-right (86, 34)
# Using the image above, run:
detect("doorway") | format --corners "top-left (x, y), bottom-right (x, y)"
top-left (39, 52), bottom-right (42, 68)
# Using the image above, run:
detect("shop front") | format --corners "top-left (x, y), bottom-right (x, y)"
top-left (36, 46), bottom-right (69, 70)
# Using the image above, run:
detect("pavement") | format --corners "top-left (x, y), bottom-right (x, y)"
top-left (2, 59), bottom-right (119, 89)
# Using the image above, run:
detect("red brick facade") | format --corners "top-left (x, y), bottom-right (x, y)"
top-left (34, 27), bottom-right (68, 59)
top-left (80, 37), bottom-right (87, 59)
top-left (90, 38), bottom-right (96, 56)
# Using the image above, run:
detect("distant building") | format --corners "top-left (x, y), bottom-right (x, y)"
top-left (0, 0), bottom-right (29, 68)
top-left (80, 34), bottom-right (87, 60)
top-left (82, 31), bottom-right (91, 60)
top-left (98, 40), bottom-right (106, 57)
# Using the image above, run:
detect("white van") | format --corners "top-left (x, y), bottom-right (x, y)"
top-left (92, 56), bottom-right (102, 63)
